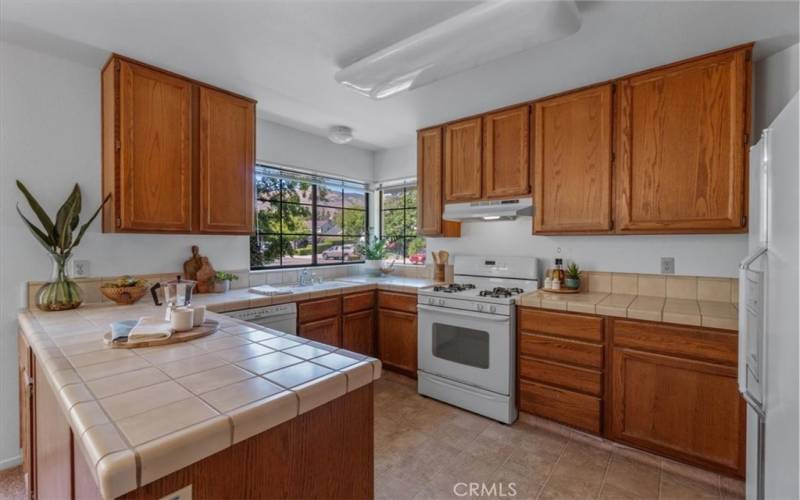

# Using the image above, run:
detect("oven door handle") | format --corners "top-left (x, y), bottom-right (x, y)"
top-left (417, 304), bottom-right (510, 322)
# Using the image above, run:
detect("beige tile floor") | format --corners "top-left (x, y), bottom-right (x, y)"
top-left (0, 372), bottom-right (745, 500)
top-left (375, 372), bottom-right (745, 500)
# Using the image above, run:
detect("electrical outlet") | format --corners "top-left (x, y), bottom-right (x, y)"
top-left (72, 259), bottom-right (90, 278)
top-left (660, 257), bottom-right (675, 274)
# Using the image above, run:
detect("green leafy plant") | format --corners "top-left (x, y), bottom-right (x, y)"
top-left (214, 271), bottom-right (239, 282)
top-left (357, 237), bottom-right (388, 260)
top-left (16, 180), bottom-right (110, 311)
top-left (566, 262), bottom-right (581, 280)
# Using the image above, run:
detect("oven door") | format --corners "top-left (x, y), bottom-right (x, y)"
top-left (417, 304), bottom-right (513, 395)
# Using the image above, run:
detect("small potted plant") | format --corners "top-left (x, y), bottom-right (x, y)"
top-left (565, 262), bottom-right (582, 290)
top-left (213, 271), bottom-right (239, 293)
top-left (357, 238), bottom-right (388, 277)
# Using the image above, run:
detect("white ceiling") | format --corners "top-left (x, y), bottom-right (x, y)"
top-left (1, 1), bottom-right (798, 150)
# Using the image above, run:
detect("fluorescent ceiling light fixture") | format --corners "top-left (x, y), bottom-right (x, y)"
top-left (328, 125), bottom-right (354, 144)
top-left (483, 216), bottom-right (502, 221)
top-left (335, 0), bottom-right (582, 100)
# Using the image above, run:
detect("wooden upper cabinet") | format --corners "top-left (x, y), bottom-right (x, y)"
top-left (615, 48), bottom-right (750, 233)
top-left (418, 127), bottom-right (444, 235)
top-left (444, 117), bottom-right (482, 202)
top-left (199, 88), bottom-right (255, 234)
top-left (117, 60), bottom-right (193, 232)
top-left (533, 85), bottom-right (613, 233)
top-left (102, 54), bottom-right (256, 234)
top-left (483, 105), bottom-right (530, 199)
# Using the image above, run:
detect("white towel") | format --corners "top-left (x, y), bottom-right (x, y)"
top-left (128, 316), bottom-right (173, 342)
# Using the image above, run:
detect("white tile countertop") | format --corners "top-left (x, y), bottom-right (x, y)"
top-left (17, 299), bottom-right (388, 499)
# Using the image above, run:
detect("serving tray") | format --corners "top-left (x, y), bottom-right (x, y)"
top-left (103, 319), bottom-right (219, 348)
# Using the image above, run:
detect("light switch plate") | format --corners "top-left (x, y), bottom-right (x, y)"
top-left (660, 257), bottom-right (675, 274)
top-left (72, 259), bottom-right (90, 278)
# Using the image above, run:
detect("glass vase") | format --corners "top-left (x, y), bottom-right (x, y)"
top-left (36, 253), bottom-right (83, 311)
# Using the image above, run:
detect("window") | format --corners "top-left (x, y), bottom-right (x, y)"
top-left (250, 166), bottom-right (368, 269)
top-left (379, 185), bottom-right (426, 265)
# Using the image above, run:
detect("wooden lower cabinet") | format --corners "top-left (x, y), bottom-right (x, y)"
top-left (610, 320), bottom-right (745, 476)
top-left (299, 317), bottom-right (341, 346)
top-left (517, 307), bottom-right (745, 478)
top-left (342, 309), bottom-right (375, 356)
top-left (377, 292), bottom-right (418, 377)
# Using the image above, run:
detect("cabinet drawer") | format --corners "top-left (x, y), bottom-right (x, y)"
top-left (519, 356), bottom-right (602, 397)
top-left (519, 332), bottom-right (603, 369)
top-left (613, 319), bottom-right (738, 366)
top-left (519, 380), bottom-right (601, 434)
top-left (378, 292), bottom-right (417, 314)
top-left (518, 308), bottom-right (604, 342)
top-left (298, 297), bottom-right (341, 324)
top-left (343, 291), bottom-right (375, 313)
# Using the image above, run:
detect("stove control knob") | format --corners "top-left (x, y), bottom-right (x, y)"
top-left (489, 305), bottom-right (497, 313)
top-left (477, 304), bottom-right (484, 311)
top-left (438, 299), bottom-right (445, 306)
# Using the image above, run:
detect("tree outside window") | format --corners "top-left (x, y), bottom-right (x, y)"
top-left (251, 166), bottom-right (368, 269)
top-left (380, 186), bottom-right (426, 265)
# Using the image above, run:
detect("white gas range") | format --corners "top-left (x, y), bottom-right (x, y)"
top-left (417, 255), bottom-right (538, 424)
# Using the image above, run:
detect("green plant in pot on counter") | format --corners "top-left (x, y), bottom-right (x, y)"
top-left (16, 181), bottom-right (110, 311)
top-left (213, 271), bottom-right (239, 293)
top-left (565, 262), bottom-right (582, 290)
top-left (356, 237), bottom-right (388, 276)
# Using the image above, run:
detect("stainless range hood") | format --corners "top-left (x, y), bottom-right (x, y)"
top-left (442, 198), bottom-right (533, 222)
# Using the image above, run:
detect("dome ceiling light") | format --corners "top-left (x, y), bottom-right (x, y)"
top-left (328, 125), bottom-right (354, 144)
top-left (335, 0), bottom-right (582, 100)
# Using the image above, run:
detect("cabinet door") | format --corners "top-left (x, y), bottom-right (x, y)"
top-left (298, 297), bottom-right (341, 324)
top-left (616, 49), bottom-right (749, 233)
top-left (611, 347), bottom-right (745, 475)
top-left (119, 60), bottom-right (193, 232)
top-left (34, 359), bottom-right (72, 499)
top-left (418, 127), bottom-right (445, 235)
top-left (342, 310), bottom-right (375, 356)
top-left (377, 309), bottom-right (417, 376)
top-left (299, 317), bottom-right (341, 347)
top-left (444, 117), bottom-right (482, 202)
top-left (199, 87), bottom-right (255, 234)
top-left (533, 85), bottom-right (613, 233)
top-left (483, 105), bottom-right (530, 199)
top-left (18, 334), bottom-right (33, 498)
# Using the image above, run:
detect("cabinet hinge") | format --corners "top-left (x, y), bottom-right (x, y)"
top-left (741, 215), bottom-right (747, 227)
top-left (611, 151), bottom-right (616, 162)
top-left (115, 139), bottom-right (121, 151)
top-left (744, 133), bottom-right (749, 146)
top-left (114, 60), bottom-right (120, 72)
top-left (116, 217), bottom-right (121, 228)
top-left (610, 219), bottom-right (614, 230)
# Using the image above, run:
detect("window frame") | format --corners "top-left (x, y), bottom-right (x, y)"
top-left (251, 166), bottom-right (369, 270)
top-left (378, 185), bottom-right (423, 265)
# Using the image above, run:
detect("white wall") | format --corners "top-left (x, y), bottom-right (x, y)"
top-left (256, 119), bottom-right (374, 181)
top-left (373, 144), bottom-right (415, 183)
top-left (753, 43), bottom-right (799, 135)
top-left (0, 40), bottom-right (375, 467)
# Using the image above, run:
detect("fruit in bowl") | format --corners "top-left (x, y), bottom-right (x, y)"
top-left (100, 276), bottom-right (149, 305)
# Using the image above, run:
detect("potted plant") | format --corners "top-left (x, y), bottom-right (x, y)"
top-left (213, 271), bottom-right (239, 293)
top-left (565, 262), bottom-right (582, 290)
top-left (16, 181), bottom-right (110, 311)
top-left (357, 238), bottom-right (387, 277)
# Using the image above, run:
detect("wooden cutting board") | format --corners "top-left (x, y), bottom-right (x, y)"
top-left (103, 320), bottom-right (219, 348)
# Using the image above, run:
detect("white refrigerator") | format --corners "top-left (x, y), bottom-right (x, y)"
top-left (739, 92), bottom-right (799, 500)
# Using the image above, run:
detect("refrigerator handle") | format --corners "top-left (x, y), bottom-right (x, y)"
top-left (740, 247), bottom-right (768, 271)
top-left (738, 247), bottom-right (768, 411)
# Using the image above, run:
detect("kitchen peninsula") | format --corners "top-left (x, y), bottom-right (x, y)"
top-left (17, 291), bottom-right (384, 499)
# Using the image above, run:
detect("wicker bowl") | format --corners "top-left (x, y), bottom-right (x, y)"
top-left (101, 286), bottom-right (148, 305)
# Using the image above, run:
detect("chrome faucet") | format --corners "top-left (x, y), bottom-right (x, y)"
top-left (298, 269), bottom-right (312, 286)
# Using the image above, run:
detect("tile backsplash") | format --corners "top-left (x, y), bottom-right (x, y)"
top-left (582, 271), bottom-right (738, 303)
top-left (26, 263), bottom-right (436, 307)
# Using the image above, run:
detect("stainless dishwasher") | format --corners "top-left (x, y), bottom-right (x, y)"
top-left (224, 302), bottom-right (297, 335)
